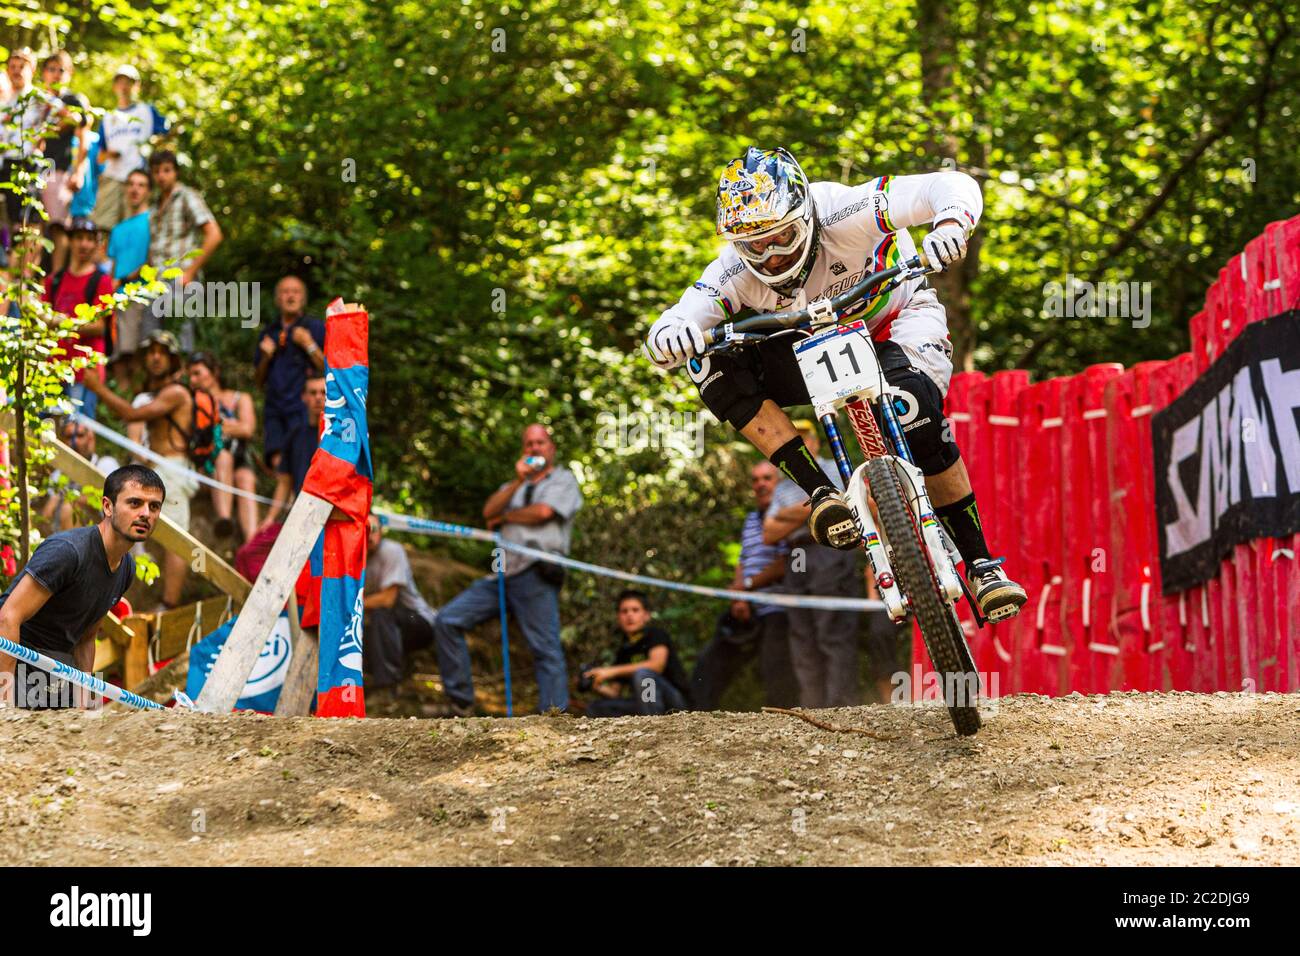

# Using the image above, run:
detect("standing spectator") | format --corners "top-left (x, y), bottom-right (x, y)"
top-left (258, 374), bottom-right (325, 528)
top-left (235, 375), bottom-right (325, 582)
top-left (37, 50), bottom-right (91, 274)
top-left (432, 424), bottom-right (583, 716)
top-left (584, 590), bottom-right (690, 717)
top-left (90, 65), bottom-right (167, 231)
top-left (104, 167), bottom-right (152, 376)
top-left (147, 149), bottom-right (222, 351)
top-left (1, 47), bottom-right (59, 238)
top-left (690, 462), bottom-right (799, 710)
top-left (84, 331), bottom-right (196, 611)
top-left (363, 514), bottom-right (438, 692)
top-left (188, 352), bottom-right (259, 542)
top-left (66, 125), bottom-right (102, 224)
top-left (254, 275), bottom-right (324, 469)
top-left (43, 218), bottom-right (116, 420)
top-left (763, 420), bottom-right (862, 708)
top-left (41, 418), bottom-right (121, 531)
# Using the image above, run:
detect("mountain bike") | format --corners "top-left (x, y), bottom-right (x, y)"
top-left (702, 254), bottom-right (984, 735)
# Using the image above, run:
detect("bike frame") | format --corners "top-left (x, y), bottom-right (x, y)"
top-left (703, 255), bottom-right (972, 625)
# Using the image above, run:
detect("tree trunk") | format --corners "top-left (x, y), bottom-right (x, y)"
top-left (917, 0), bottom-right (980, 373)
top-left (15, 352), bottom-right (28, 571)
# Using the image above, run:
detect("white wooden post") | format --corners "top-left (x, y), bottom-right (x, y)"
top-left (196, 493), bottom-right (333, 712)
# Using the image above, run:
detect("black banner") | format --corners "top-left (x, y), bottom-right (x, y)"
top-left (1153, 311), bottom-right (1300, 594)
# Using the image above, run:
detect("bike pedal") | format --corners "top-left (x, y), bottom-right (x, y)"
top-left (984, 603), bottom-right (1021, 623)
top-left (826, 519), bottom-right (858, 548)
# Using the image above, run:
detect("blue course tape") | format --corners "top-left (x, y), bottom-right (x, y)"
top-left (74, 418), bottom-right (883, 613)
top-left (379, 514), bottom-right (884, 613)
top-left (0, 635), bottom-right (165, 711)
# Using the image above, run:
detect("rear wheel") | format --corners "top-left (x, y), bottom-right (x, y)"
top-left (866, 457), bottom-right (981, 736)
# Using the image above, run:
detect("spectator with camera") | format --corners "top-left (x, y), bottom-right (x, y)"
top-left (584, 589), bottom-right (690, 717)
top-left (431, 424), bottom-right (583, 716)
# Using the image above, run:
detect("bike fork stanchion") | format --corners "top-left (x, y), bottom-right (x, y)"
top-left (819, 410), bottom-right (855, 488)
top-left (495, 533), bottom-right (513, 717)
top-left (877, 396), bottom-right (915, 466)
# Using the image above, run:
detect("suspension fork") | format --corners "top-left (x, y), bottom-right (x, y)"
top-left (819, 403), bottom-right (907, 620)
top-left (838, 395), bottom-right (962, 606)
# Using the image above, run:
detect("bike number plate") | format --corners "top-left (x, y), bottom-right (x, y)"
top-left (794, 320), bottom-right (881, 405)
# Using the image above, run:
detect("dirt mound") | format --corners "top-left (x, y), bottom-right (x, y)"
top-left (2, 691), bottom-right (1297, 865)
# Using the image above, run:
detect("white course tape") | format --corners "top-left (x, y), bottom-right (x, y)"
top-left (381, 514), bottom-right (887, 612)
top-left (70, 413), bottom-right (278, 505)
top-left (0, 634), bottom-right (165, 711)
top-left (76, 419), bottom-right (886, 612)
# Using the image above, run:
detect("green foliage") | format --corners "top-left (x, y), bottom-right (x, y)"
top-left (5, 1), bottom-right (1299, 679)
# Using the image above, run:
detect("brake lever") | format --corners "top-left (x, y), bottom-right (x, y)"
top-left (704, 331), bottom-right (769, 354)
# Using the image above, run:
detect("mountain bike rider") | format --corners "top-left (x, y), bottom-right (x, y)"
top-left (644, 146), bottom-right (1028, 620)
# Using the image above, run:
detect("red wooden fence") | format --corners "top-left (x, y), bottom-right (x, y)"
top-left (914, 215), bottom-right (1300, 694)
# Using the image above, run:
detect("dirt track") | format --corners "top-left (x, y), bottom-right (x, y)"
top-left (2, 691), bottom-right (1298, 866)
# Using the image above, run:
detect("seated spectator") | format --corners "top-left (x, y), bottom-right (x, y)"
top-left (43, 218), bottom-right (116, 420)
top-left (84, 330), bottom-right (197, 610)
top-left (258, 374), bottom-right (325, 530)
top-left (363, 514), bottom-right (438, 692)
top-left (104, 168), bottom-right (153, 377)
top-left (147, 149), bottom-right (221, 351)
top-left (188, 351), bottom-right (259, 542)
top-left (41, 418), bottom-right (121, 531)
top-left (37, 50), bottom-right (91, 275)
top-left (585, 589), bottom-right (690, 717)
top-left (254, 275), bottom-right (324, 469)
top-left (90, 65), bottom-right (167, 232)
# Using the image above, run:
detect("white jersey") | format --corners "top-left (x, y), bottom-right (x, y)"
top-left (659, 171), bottom-right (983, 393)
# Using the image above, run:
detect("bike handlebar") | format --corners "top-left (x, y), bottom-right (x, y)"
top-left (703, 252), bottom-right (933, 349)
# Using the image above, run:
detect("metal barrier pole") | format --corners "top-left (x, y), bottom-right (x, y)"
top-left (495, 533), bottom-right (513, 717)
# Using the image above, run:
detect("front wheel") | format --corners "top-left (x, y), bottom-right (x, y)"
top-left (865, 457), bottom-right (981, 736)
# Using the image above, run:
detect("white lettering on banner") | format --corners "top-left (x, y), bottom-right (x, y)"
top-left (1261, 358), bottom-right (1300, 494)
top-left (1165, 412), bottom-right (1211, 557)
top-left (336, 587), bottom-right (365, 674)
top-left (1163, 355), bottom-right (1293, 557)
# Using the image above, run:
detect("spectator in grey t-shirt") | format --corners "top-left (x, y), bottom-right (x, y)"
top-left (431, 424), bottom-right (584, 715)
top-left (363, 514), bottom-right (438, 691)
top-left (0, 464), bottom-right (166, 709)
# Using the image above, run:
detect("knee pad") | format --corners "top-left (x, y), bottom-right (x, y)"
top-left (688, 353), bottom-right (765, 430)
top-left (882, 366), bottom-right (959, 476)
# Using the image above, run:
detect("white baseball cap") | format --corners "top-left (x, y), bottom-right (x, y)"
top-left (113, 64), bottom-right (141, 82)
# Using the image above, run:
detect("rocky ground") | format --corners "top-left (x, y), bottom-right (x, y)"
top-left (2, 690), bottom-right (1297, 865)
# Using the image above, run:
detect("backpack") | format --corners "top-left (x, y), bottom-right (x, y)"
top-left (51, 267), bottom-right (115, 357)
top-left (168, 386), bottom-right (224, 475)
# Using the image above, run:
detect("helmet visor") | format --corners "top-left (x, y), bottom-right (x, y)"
top-left (734, 219), bottom-right (809, 275)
